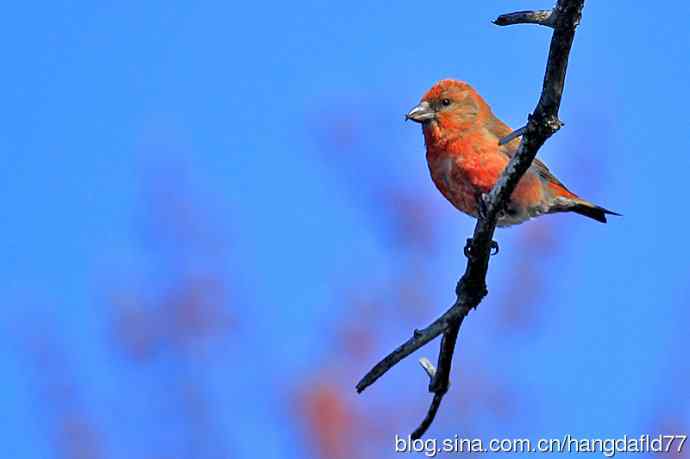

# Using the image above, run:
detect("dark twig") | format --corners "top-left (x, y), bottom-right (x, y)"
top-left (356, 0), bottom-right (586, 437)
top-left (493, 9), bottom-right (556, 28)
top-left (412, 318), bottom-right (461, 439)
top-left (498, 125), bottom-right (527, 146)
top-left (355, 298), bottom-right (472, 393)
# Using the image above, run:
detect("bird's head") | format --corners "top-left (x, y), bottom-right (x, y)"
top-left (406, 79), bottom-right (490, 133)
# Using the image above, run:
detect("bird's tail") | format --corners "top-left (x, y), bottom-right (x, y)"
top-left (568, 199), bottom-right (621, 224)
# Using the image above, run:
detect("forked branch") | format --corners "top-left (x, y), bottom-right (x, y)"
top-left (356, 0), bottom-right (586, 439)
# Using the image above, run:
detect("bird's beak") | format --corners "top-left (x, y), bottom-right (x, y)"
top-left (405, 101), bottom-right (436, 123)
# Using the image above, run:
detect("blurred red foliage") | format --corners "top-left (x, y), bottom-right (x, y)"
top-left (296, 379), bottom-right (358, 459)
top-left (104, 160), bottom-right (235, 458)
top-left (28, 334), bottom-right (105, 459)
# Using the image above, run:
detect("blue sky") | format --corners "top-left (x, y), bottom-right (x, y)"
top-left (1, 1), bottom-right (689, 458)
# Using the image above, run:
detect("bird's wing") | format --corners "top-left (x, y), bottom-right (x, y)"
top-left (488, 116), bottom-right (576, 198)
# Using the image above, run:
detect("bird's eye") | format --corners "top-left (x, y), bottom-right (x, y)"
top-left (441, 98), bottom-right (451, 106)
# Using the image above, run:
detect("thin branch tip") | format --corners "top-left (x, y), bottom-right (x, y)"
top-left (418, 357), bottom-right (436, 379)
top-left (498, 125), bottom-right (527, 146)
top-left (494, 9), bottom-right (556, 28)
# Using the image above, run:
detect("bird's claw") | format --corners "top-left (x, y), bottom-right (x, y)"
top-left (490, 240), bottom-right (499, 256)
top-left (463, 238), bottom-right (473, 258)
top-left (464, 238), bottom-right (499, 258)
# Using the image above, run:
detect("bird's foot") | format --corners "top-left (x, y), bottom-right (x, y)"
top-left (490, 240), bottom-right (499, 255)
top-left (464, 238), bottom-right (499, 258)
top-left (463, 238), bottom-right (473, 257)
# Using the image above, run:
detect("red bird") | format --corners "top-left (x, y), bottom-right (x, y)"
top-left (406, 79), bottom-right (619, 227)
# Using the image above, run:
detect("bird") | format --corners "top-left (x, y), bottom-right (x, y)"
top-left (405, 79), bottom-right (619, 227)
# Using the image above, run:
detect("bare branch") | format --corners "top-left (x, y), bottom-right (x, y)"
top-left (411, 318), bottom-right (461, 439)
top-left (493, 10), bottom-right (556, 28)
top-left (418, 357), bottom-right (436, 379)
top-left (485, 0), bottom-right (584, 219)
top-left (501, 121), bottom-right (565, 146)
top-left (355, 321), bottom-right (446, 393)
top-left (428, 320), bottom-right (460, 395)
top-left (356, 0), bottom-right (586, 438)
top-left (355, 294), bottom-right (474, 393)
top-left (498, 125), bottom-right (527, 146)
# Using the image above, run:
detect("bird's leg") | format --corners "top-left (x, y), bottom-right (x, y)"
top-left (466, 193), bottom-right (499, 256)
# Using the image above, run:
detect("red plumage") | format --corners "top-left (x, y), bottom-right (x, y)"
top-left (406, 79), bottom-right (619, 226)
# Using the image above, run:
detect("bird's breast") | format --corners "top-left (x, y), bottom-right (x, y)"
top-left (426, 152), bottom-right (481, 217)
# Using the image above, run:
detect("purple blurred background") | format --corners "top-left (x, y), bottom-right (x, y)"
top-left (1, 1), bottom-right (689, 458)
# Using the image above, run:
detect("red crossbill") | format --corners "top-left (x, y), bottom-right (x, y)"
top-left (406, 79), bottom-right (619, 227)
